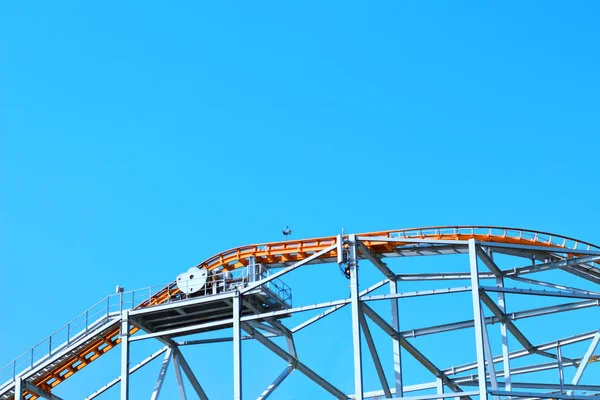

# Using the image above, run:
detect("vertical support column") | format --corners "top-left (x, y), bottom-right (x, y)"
top-left (233, 291), bottom-right (243, 400)
top-left (14, 376), bottom-right (23, 400)
top-left (348, 234), bottom-right (363, 400)
top-left (481, 309), bottom-right (499, 398)
top-left (436, 377), bottom-right (443, 400)
top-left (120, 310), bottom-right (130, 400)
top-left (390, 279), bottom-right (404, 398)
top-left (557, 345), bottom-right (565, 394)
top-left (468, 239), bottom-right (488, 400)
top-left (490, 249), bottom-right (511, 393)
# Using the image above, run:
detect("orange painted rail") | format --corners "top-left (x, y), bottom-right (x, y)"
top-left (195, 226), bottom-right (600, 271)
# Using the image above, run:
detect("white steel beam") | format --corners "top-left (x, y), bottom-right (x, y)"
top-left (356, 240), bottom-right (395, 279)
top-left (257, 365), bottom-right (294, 400)
top-left (436, 377), bottom-right (443, 399)
top-left (361, 303), bottom-right (471, 398)
top-left (349, 234), bottom-right (364, 400)
top-left (569, 331), bottom-right (600, 392)
top-left (85, 347), bottom-right (168, 400)
top-left (150, 348), bottom-right (172, 400)
top-left (504, 255), bottom-right (600, 277)
top-left (390, 279), bottom-right (403, 398)
top-left (14, 377), bottom-right (22, 400)
top-left (480, 310), bottom-right (498, 396)
top-left (479, 292), bottom-right (572, 364)
top-left (240, 243), bottom-right (338, 294)
top-left (359, 312), bottom-right (392, 398)
top-left (496, 276), bottom-right (511, 392)
top-left (120, 311), bottom-right (130, 400)
top-left (476, 246), bottom-right (503, 277)
top-left (291, 279), bottom-right (389, 333)
top-left (481, 286), bottom-right (600, 300)
top-left (241, 322), bottom-right (347, 399)
top-left (557, 345), bottom-right (565, 394)
top-left (246, 321), bottom-right (284, 336)
top-left (172, 351), bottom-right (187, 400)
top-left (478, 242), bottom-right (600, 256)
top-left (403, 300), bottom-right (597, 339)
top-left (396, 272), bottom-right (496, 281)
top-left (444, 330), bottom-right (599, 376)
top-left (489, 389), bottom-right (599, 400)
top-left (509, 276), bottom-right (600, 296)
top-left (233, 291), bottom-right (242, 400)
top-left (362, 287), bottom-right (471, 302)
top-left (268, 320), bottom-right (297, 359)
top-left (468, 239), bottom-right (488, 400)
top-left (173, 348), bottom-right (209, 400)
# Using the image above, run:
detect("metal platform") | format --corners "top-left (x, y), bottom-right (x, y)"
top-left (130, 284), bottom-right (292, 339)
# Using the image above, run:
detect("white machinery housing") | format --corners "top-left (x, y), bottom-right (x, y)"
top-left (176, 267), bottom-right (208, 295)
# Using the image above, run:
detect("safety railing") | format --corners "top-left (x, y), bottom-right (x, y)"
top-left (0, 265), bottom-right (292, 388)
top-left (258, 268), bottom-right (292, 306)
top-left (0, 283), bottom-right (171, 387)
top-left (383, 226), bottom-right (600, 252)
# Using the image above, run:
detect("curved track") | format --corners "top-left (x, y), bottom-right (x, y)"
top-left (6, 226), bottom-right (600, 399)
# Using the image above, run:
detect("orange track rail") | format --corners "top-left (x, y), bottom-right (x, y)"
top-left (20, 226), bottom-right (600, 399)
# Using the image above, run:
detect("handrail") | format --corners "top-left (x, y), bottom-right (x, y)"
top-left (0, 283), bottom-right (173, 387)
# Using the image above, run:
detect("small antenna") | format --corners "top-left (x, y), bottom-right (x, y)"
top-left (282, 226), bottom-right (292, 240)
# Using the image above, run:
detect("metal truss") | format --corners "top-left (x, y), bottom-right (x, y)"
top-left (4, 228), bottom-right (600, 399)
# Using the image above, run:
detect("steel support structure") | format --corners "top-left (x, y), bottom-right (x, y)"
top-left (5, 228), bottom-right (598, 400)
top-left (149, 348), bottom-right (172, 400)
top-left (120, 311), bottom-right (130, 400)
top-left (233, 291), bottom-right (243, 400)
top-left (390, 279), bottom-right (404, 398)
top-left (349, 234), bottom-right (364, 400)
top-left (14, 377), bottom-right (22, 400)
top-left (469, 239), bottom-right (489, 400)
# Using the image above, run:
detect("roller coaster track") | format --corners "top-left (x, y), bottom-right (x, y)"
top-left (2, 226), bottom-right (600, 399)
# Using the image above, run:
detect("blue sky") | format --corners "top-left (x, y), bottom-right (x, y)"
top-left (1, 1), bottom-right (599, 399)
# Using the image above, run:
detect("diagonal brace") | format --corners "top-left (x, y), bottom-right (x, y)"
top-left (479, 291), bottom-right (576, 364)
top-left (569, 331), bottom-right (600, 393)
top-left (150, 348), bottom-right (172, 400)
top-left (241, 244), bottom-right (338, 294)
top-left (257, 365), bottom-right (294, 400)
top-left (356, 241), bottom-right (395, 279)
top-left (241, 322), bottom-right (347, 399)
top-left (85, 346), bottom-right (169, 400)
top-left (358, 311), bottom-right (392, 398)
top-left (476, 246), bottom-right (503, 277)
top-left (361, 303), bottom-right (472, 399)
top-left (172, 348), bottom-right (209, 400)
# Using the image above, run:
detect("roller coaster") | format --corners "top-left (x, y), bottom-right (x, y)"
top-left (1, 226), bottom-right (599, 399)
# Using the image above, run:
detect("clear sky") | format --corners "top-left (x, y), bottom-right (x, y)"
top-left (1, 1), bottom-right (599, 399)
